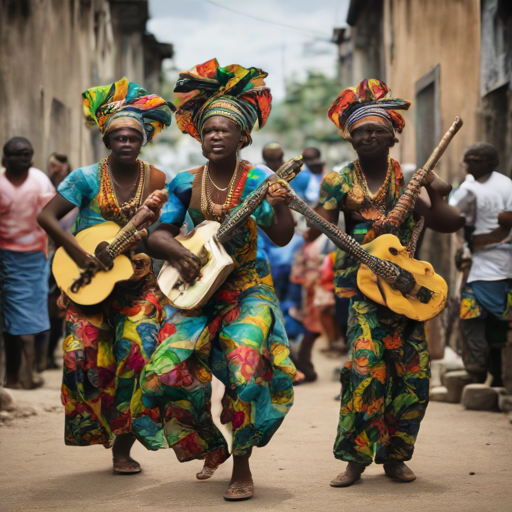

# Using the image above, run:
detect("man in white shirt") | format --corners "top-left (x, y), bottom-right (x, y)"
top-left (450, 142), bottom-right (512, 385)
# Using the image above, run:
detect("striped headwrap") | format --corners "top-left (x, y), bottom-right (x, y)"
top-left (174, 59), bottom-right (272, 148)
top-left (82, 78), bottom-right (175, 145)
top-left (328, 79), bottom-right (410, 140)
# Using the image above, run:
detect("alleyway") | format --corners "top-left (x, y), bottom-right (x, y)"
top-left (1, 343), bottom-right (511, 512)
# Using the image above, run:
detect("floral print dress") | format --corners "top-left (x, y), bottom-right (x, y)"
top-left (131, 161), bottom-right (296, 463)
top-left (57, 161), bottom-right (167, 447)
top-left (320, 159), bottom-right (430, 465)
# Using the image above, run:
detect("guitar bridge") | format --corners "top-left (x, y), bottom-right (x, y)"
top-left (415, 286), bottom-right (435, 304)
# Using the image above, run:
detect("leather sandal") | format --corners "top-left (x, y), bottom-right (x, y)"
top-left (330, 462), bottom-right (366, 487)
top-left (113, 457), bottom-right (142, 475)
top-left (223, 481), bottom-right (254, 501)
top-left (383, 462), bottom-right (416, 482)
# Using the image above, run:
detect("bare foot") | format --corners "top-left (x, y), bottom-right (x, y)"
top-left (4, 380), bottom-right (23, 390)
top-left (25, 373), bottom-right (44, 390)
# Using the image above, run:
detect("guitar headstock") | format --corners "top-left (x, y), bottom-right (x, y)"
top-left (275, 156), bottom-right (304, 183)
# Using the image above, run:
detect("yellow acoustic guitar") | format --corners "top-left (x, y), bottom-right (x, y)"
top-left (53, 189), bottom-right (168, 306)
top-left (358, 234), bottom-right (448, 320)
top-left (53, 221), bottom-right (133, 305)
top-left (288, 193), bottom-right (447, 321)
top-left (287, 117), bottom-right (463, 321)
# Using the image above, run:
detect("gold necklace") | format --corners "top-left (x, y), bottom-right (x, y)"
top-left (354, 156), bottom-right (392, 210)
top-left (207, 166), bottom-right (229, 192)
top-left (98, 157), bottom-right (146, 224)
top-left (201, 159), bottom-right (240, 220)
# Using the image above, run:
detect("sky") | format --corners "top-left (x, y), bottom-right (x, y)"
top-left (147, 0), bottom-right (349, 101)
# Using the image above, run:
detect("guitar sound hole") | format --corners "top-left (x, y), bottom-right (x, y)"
top-left (389, 247), bottom-right (399, 256)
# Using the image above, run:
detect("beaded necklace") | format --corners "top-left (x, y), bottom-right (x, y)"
top-left (200, 159), bottom-right (241, 220)
top-left (353, 156), bottom-right (393, 211)
top-left (98, 156), bottom-right (146, 224)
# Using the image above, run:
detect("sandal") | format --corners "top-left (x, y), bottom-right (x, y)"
top-left (223, 481), bottom-right (254, 501)
top-left (330, 462), bottom-right (366, 488)
top-left (383, 462), bottom-right (416, 482)
top-left (196, 448), bottom-right (229, 480)
top-left (113, 457), bottom-right (142, 475)
top-left (196, 464), bottom-right (218, 480)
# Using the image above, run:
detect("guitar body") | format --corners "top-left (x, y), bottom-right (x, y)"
top-left (357, 234), bottom-right (448, 321)
top-left (158, 221), bottom-right (235, 310)
top-left (53, 222), bottom-right (134, 306)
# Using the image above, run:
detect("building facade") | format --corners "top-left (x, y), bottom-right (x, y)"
top-left (0, 0), bottom-right (173, 170)
top-left (333, 0), bottom-right (512, 349)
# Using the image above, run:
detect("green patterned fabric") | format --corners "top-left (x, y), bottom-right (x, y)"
top-left (320, 160), bottom-right (429, 465)
top-left (131, 164), bottom-right (296, 462)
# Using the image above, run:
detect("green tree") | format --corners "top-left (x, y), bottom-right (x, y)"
top-left (267, 72), bottom-right (344, 148)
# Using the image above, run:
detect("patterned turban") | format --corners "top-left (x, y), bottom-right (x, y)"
top-left (328, 78), bottom-right (411, 140)
top-left (82, 78), bottom-right (175, 145)
top-left (174, 58), bottom-right (272, 148)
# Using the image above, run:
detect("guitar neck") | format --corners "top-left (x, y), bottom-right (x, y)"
top-left (287, 193), bottom-right (400, 281)
top-left (216, 157), bottom-right (303, 245)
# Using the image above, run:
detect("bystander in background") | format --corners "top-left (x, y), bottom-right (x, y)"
top-left (0, 137), bottom-right (55, 388)
top-left (450, 142), bottom-right (512, 386)
top-left (46, 153), bottom-right (75, 369)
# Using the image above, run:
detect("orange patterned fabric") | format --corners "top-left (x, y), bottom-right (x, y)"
top-left (328, 78), bottom-right (410, 140)
top-left (174, 59), bottom-right (272, 148)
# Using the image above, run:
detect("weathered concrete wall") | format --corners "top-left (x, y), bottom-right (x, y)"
top-left (383, 0), bottom-right (481, 183)
top-left (382, 0), bottom-right (482, 300)
top-left (0, 0), bottom-right (117, 169)
top-left (0, 0), bottom-right (171, 172)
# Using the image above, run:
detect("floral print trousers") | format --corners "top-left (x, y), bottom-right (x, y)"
top-left (131, 284), bottom-right (296, 462)
top-left (334, 293), bottom-right (430, 465)
top-left (61, 271), bottom-right (166, 447)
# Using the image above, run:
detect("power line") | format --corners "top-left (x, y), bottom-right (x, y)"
top-left (205, 0), bottom-right (332, 41)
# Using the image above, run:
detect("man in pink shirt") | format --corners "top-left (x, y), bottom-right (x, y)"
top-left (0, 137), bottom-right (55, 388)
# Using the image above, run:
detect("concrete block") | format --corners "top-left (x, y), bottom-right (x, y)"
top-left (497, 389), bottom-right (512, 413)
top-left (443, 370), bottom-right (474, 403)
top-left (0, 387), bottom-right (15, 412)
top-left (461, 384), bottom-right (499, 411)
top-left (430, 386), bottom-right (449, 402)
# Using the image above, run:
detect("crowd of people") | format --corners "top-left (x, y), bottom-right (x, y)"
top-left (0, 65), bottom-right (511, 501)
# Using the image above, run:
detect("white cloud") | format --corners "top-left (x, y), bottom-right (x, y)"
top-left (148, 0), bottom-right (349, 100)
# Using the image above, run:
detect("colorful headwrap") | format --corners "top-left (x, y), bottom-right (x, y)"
top-left (82, 77), bottom-right (175, 145)
top-left (174, 59), bottom-right (272, 148)
top-left (328, 78), bottom-right (411, 140)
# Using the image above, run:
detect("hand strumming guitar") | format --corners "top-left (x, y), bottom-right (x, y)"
top-left (166, 239), bottom-right (203, 284)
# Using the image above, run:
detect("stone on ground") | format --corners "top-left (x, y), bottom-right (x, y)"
top-left (442, 370), bottom-right (474, 403)
top-left (461, 384), bottom-right (499, 411)
top-left (430, 386), bottom-right (449, 402)
top-left (497, 390), bottom-right (512, 413)
top-left (0, 387), bottom-right (15, 411)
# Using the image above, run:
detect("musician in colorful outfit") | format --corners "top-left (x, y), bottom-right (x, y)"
top-left (131, 59), bottom-right (296, 501)
top-left (37, 78), bottom-right (173, 474)
top-left (316, 79), bottom-right (464, 487)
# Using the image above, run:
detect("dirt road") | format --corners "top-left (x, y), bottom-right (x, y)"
top-left (1, 345), bottom-right (511, 512)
